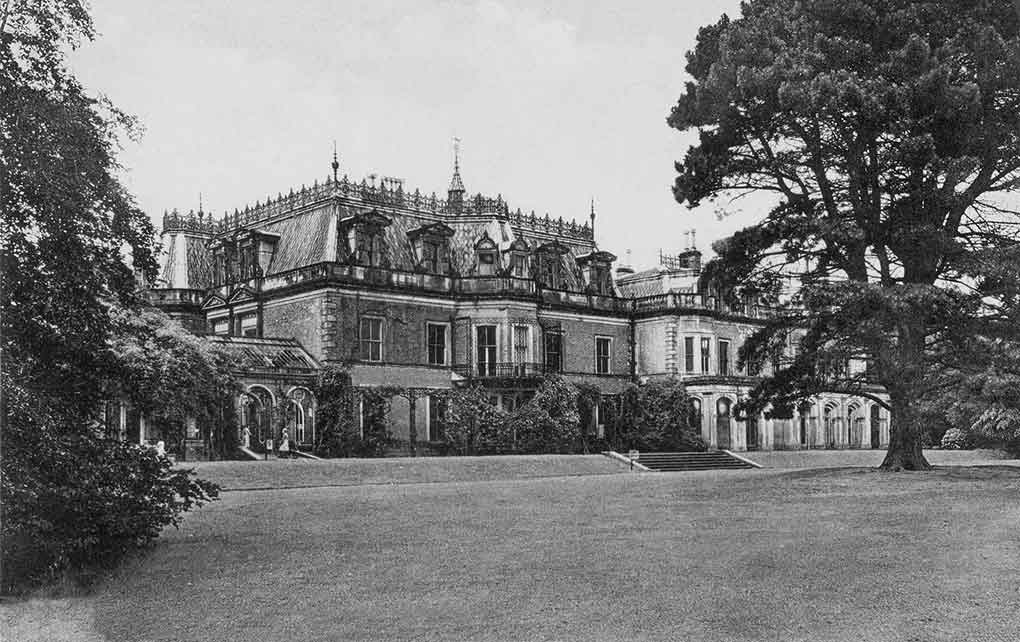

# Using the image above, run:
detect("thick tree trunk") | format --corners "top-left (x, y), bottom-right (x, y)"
top-left (879, 388), bottom-right (932, 471)
top-left (878, 313), bottom-right (933, 471)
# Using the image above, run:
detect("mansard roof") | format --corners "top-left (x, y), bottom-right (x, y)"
top-left (157, 168), bottom-right (606, 292)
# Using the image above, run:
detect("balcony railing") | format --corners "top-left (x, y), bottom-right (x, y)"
top-left (454, 362), bottom-right (555, 379)
top-left (629, 292), bottom-right (778, 319)
top-left (146, 288), bottom-right (205, 306)
top-left (194, 261), bottom-right (779, 320)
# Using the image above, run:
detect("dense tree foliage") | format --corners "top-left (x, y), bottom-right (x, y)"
top-left (1, 1), bottom-right (217, 591)
top-left (107, 307), bottom-right (240, 457)
top-left (2, 0), bottom-right (158, 416)
top-left (669, 0), bottom-right (1020, 470)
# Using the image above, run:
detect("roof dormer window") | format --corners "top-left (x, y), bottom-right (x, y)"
top-left (408, 222), bottom-right (454, 275)
top-left (341, 210), bottom-right (391, 268)
top-left (536, 241), bottom-right (570, 289)
top-left (475, 232), bottom-right (499, 276)
top-left (506, 238), bottom-right (530, 278)
top-left (576, 250), bottom-right (617, 295)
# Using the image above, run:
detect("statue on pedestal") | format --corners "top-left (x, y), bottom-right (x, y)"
top-left (279, 428), bottom-right (290, 456)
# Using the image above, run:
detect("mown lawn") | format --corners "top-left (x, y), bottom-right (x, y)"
top-left (4, 460), bottom-right (1019, 642)
top-left (187, 453), bottom-right (628, 490)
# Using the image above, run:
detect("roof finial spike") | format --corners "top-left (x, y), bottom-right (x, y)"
top-left (447, 136), bottom-right (465, 200)
top-left (198, 192), bottom-right (203, 214)
top-left (331, 140), bottom-right (339, 183)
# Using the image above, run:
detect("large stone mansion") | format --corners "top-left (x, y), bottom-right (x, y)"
top-left (142, 152), bottom-right (890, 458)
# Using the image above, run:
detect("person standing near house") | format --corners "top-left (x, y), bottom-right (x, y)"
top-left (279, 428), bottom-right (290, 457)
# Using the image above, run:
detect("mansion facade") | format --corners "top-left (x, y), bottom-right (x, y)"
top-left (144, 156), bottom-right (890, 458)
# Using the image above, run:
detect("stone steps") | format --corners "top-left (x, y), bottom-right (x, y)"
top-left (635, 451), bottom-right (756, 472)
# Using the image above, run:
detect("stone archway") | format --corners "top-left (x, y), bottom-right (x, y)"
top-left (240, 386), bottom-right (274, 449)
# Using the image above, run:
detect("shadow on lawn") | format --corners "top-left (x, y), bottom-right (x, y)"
top-left (776, 465), bottom-right (1020, 483)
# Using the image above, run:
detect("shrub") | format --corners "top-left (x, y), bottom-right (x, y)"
top-left (440, 386), bottom-right (509, 455)
top-left (509, 377), bottom-right (582, 454)
top-left (968, 407), bottom-right (1020, 456)
top-left (1, 392), bottom-right (218, 593)
top-left (610, 379), bottom-right (705, 452)
top-left (940, 427), bottom-right (973, 450)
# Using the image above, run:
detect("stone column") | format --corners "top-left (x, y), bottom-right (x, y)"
top-left (408, 392), bottom-right (418, 456)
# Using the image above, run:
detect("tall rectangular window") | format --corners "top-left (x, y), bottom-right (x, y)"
top-left (428, 395), bottom-right (447, 441)
top-left (360, 317), bottom-right (383, 362)
top-left (595, 337), bottom-right (611, 374)
top-left (718, 339), bottom-right (730, 376)
top-left (427, 323), bottom-right (447, 366)
top-left (544, 330), bottom-right (563, 373)
top-left (476, 325), bottom-right (497, 376)
top-left (477, 251), bottom-right (497, 276)
top-left (684, 337), bottom-right (695, 372)
top-left (513, 325), bottom-right (529, 370)
top-left (700, 337), bottom-right (711, 373)
top-left (240, 313), bottom-right (258, 337)
top-left (423, 241), bottom-right (439, 273)
top-left (540, 256), bottom-right (562, 288)
top-left (512, 253), bottom-right (528, 278)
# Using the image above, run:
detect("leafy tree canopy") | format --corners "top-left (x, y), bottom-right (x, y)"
top-left (669, 0), bottom-right (1020, 469)
top-left (2, 0), bottom-right (158, 417)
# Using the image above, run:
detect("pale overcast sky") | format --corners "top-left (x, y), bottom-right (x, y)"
top-left (71, 1), bottom-right (764, 269)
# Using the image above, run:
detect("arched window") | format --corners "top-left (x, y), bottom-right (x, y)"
top-left (241, 386), bottom-right (274, 448)
top-left (870, 405), bottom-right (882, 449)
top-left (847, 404), bottom-right (862, 449)
top-left (716, 397), bottom-right (733, 449)
top-left (286, 387), bottom-right (316, 445)
top-left (823, 403), bottom-right (837, 448)
top-left (287, 401), bottom-right (305, 443)
top-left (799, 404), bottom-right (813, 447)
top-left (688, 397), bottom-right (702, 432)
top-left (475, 233), bottom-right (499, 276)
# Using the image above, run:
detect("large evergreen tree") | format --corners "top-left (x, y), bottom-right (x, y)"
top-left (668, 0), bottom-right (1020, 470)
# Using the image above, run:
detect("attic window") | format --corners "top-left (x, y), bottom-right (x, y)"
top-left (356, 229), bottom-right (385, 267)
top-left (423, 241), bottom-right (440, 273)
top-left (475, 233), bottom-right (499, 276)
top-left (507, 238), bottom-right (530, 278)
top-left (539, 255), bottom-right (562, 288)
top-left (345, 210), bottom-right (391, 268)
top-left (591, 264), bottom-right (611, 294)
top-left (408, 222), bottom-right (453, 275)
top-left (478, 250), bottom-right (497, 275)
top-left (576, 250), bottom-right (616, 295)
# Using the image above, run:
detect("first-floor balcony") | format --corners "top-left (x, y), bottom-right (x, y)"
top-left (453, 362), bottom-right (555, 381)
